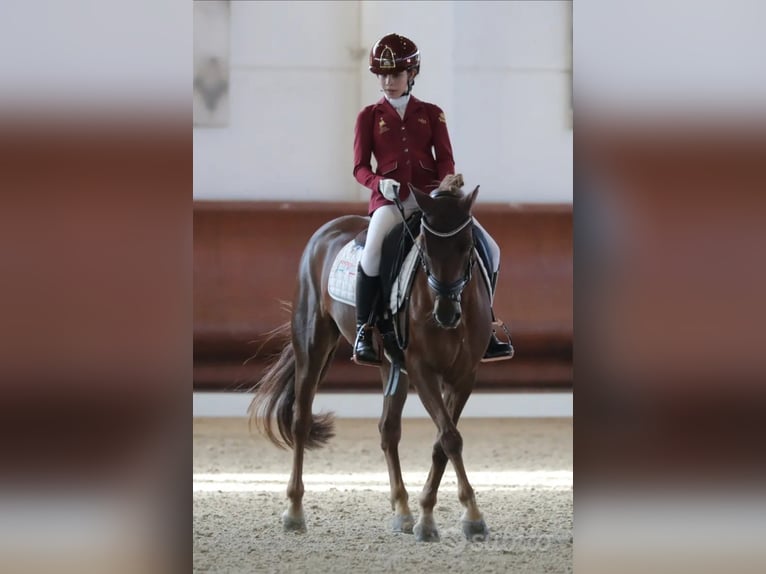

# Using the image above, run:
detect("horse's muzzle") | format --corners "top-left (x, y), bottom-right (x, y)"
top-left (433, 296), bottom-right (462, 329)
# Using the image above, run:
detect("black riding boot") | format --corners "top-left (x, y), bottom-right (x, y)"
top-left (353, 264), bottom-right (381, 366)
top-left (483, 271), bottom-right (514, 362)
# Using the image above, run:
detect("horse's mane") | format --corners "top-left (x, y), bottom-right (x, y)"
top-left (434, 173), bottom-right (465, 197)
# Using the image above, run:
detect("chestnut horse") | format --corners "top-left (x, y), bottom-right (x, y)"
top-left (249, 181), bottom-right (493, 542)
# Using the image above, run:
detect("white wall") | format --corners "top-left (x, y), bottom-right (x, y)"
top-left (453, 1), bottom-right (572, 202)
top-left (575, 0), bottom-right (766, 116)
top-left (0, 0), bottom-right (190, 108)
top-left (193, 0), bottom-right (573, 203)
top-left (194, 1), bottom-right (360, 202)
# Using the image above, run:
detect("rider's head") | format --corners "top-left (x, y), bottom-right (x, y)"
top-left (369, 33), bottom-right (420, 97)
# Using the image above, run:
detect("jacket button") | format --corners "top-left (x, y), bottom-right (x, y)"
top-left (401, 126), bottom-right (405, 131)
top-left (404, 148), bottom-right (409, 153)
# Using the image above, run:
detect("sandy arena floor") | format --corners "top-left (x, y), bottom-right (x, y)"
top-left (194, 416), bottom-right (572, 573)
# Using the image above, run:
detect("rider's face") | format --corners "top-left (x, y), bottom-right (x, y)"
top-left (378, 70), bottom-right (410, 98)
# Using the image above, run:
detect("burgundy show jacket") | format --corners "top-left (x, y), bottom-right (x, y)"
top-left (353, 96), bottom-right (456, 215)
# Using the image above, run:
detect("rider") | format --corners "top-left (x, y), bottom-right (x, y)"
top-left (352, 32), bottom-right (513, 366)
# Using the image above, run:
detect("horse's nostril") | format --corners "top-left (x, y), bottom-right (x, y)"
top-left (433, 297), bottom-right (463, 329)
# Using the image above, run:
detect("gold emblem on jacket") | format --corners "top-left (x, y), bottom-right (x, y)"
top-left (379, 118), bottom-right (389, 134)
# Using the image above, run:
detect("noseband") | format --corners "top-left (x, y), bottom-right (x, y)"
top-left (420, 215), bottom-right (475, 302)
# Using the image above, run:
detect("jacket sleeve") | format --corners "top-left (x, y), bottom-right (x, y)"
top-left (429, 104), bottom-right (456, 183)
top-left (353, 108), bottom-right (382, 193)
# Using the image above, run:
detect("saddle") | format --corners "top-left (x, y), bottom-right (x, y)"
top-left (328, 212), bottom-right (422, 312)
top-left (358, 213), bottom-right (422, 348)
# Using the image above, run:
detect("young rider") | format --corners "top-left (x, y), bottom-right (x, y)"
top-left (352, 33), bottom-right (514, 366)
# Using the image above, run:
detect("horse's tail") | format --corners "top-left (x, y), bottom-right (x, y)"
top-left (247, 322), bottom-right (335, 450)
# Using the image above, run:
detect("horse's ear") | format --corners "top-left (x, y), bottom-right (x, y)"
top-left (461, 185), bottom-right (480, 212)
top-left (409, 184), bottom-right (434, 212)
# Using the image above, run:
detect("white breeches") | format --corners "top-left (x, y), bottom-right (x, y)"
top-left (360, 193), bottom-right (501, 276)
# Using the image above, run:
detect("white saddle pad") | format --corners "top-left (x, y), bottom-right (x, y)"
top-left (327, 240), bottom-right (363, 306)
top-left (328, 238), bottom-right (421, 312)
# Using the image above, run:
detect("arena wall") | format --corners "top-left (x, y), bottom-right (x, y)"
top-left (193, 200), bottom-right (572, 391)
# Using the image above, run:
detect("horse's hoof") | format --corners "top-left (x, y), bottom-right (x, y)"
top-left (461, 518), bottom-right (489, 541)
top-left (413, 519), bottom-right (440, 542)
top-left (391, 513), bottom-right (415, 534)
top-left (281, 509), bottom-right (306, 533)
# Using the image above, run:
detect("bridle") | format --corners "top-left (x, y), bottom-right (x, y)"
top-left (420, 214), bottom-right (476, 303)
top-left (394, 193), bottom-right (476, 304)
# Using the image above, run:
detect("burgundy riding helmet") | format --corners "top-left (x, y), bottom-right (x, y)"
top-left (369, 33), bottom-right (420, 76)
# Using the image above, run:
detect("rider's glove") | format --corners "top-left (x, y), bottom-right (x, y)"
top-left (379, 179), bottom-right (401, 201)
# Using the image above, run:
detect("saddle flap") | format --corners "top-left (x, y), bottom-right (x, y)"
top-left (388, 241), bottom-right (422, 313)
top-left (379, 212), bottom-right (422, 310)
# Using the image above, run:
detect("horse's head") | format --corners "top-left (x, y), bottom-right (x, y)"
top-left (409, 180), bottom-right (479, 329)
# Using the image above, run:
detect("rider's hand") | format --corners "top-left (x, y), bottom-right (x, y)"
top-left (379, 179), bottom-right (400, 201)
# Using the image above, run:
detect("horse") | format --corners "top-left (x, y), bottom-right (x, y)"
top-left (248, 178), bottom-right (494, 542)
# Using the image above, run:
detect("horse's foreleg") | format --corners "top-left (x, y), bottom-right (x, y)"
top-left (406, 369), bottom-right (454, 542)
top-left (411, 373), bottom-right (488, 542)
top-left (283, 307), bottom-right (339, 533)
top-left (419, 387), bottom-right (470, 517)
top-left (378, 364), bottom-right (413, 534)
top-left (441, 384), bottom-right (488, 541)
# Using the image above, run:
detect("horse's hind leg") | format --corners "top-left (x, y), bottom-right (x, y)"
top-left (377, 363), bottom-right (414, 534)
top-left (283, 301), bottom-right (340, 532)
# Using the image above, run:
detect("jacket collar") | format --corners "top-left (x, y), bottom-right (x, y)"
top-left (375, 95), bottom-right (424, 120)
